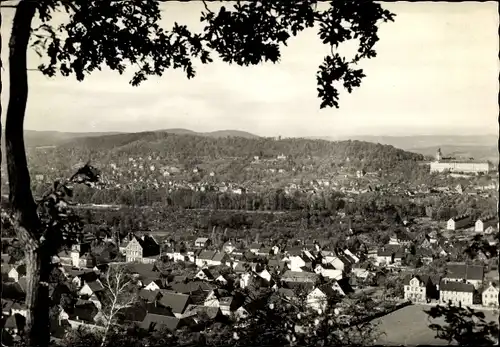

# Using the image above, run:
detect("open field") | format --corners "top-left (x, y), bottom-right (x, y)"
top-left (373, 304), bottom-right (499, 346)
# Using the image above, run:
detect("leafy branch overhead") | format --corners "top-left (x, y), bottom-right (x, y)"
top-left (29, 0), bottom-right (394, 108)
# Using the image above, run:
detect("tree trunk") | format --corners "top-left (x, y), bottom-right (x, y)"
top-left (5, 1), bottom-right (49, 346)
top-left (25, 248), bottom-right (51, 347)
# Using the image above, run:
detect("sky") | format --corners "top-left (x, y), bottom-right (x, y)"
top-left (1, 1), bottom-right (499, 137)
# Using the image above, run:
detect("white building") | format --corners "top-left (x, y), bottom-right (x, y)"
top-left (475, 217), bottom-right (497, 233)
top-left (439, 280), bottom-right (474, 307)
top-left (403, 275), bottom-right (429, 303)
top-left (482, 283), bottom-right (499, 307)
top-left (447, 215), bottom-right (472, 231)
top-left (307, 283), bottom-right (346, 312)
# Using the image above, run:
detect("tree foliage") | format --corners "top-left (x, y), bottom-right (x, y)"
top-left (29, 0), bottom-right (394, 108)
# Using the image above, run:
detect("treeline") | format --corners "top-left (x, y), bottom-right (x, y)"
top-left (59, 185), bottom-right (347, 212)
top-left (421, 194), bottom-right (497, 221)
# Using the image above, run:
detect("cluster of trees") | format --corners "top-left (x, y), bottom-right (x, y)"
top-left (423, 193), bottom-right (497, 221)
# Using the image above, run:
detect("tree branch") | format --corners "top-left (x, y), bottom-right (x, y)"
top-left (202, 0), bottom-right (213, 14)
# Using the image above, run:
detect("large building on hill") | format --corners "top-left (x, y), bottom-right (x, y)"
top-left (430, 148), bottom-right (489, 174)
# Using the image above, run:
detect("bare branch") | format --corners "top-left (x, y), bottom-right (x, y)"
top-left (202, 0), bottom-right (213, 14)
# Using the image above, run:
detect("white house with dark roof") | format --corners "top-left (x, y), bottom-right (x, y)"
top-left (475, 217), bottom-right (497, 233)
top-left (124, 235), bottom-right (160, 263)
top-left (439, 280), bottom-right (474, 307)
top-left (447, 215), bottom-right (472, 231)
top-left (482, 283), bottom-right (499, 307)
top-left (194, 238), bottom-right (211, 248)
top-left (195, 268), bottom-right (215, 281)
top-left (403, 275), bottom-right (431, 303)
top-left (196, 250), bottom-right (217, 267)
top-left (306, 281), bottom-right (349, 312)
top-left (314, 263), bottom-right (342, 280)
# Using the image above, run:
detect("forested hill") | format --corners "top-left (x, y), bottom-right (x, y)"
top-left (39, 131), bottom-right (424, 168)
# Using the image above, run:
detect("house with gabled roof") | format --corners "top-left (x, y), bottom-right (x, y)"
top-left (203, 288), bottom-right (231, 308)
top-left (403, 275), bottom-right (432, 303)
top-left (233, 262), bottom-right (248, 274)
top-left (181, 304), bottom-right (223, 322)
top-left (267, 259), bottom-right (288, 273)
top-left (194, 238), bottom-right (211, 248)
top-left (306, 281), bottom-right (350, 312)
top-left (314, 263), bottom-right (342, 280)
top-left (443, 262), bottom-right (484, 289)
top-left (195, 268), bottom-right (215, 281)
top-left (482, 282), bottom-right (499, 307)
top-left (157, 290), bottom-right (192, 318)
top-left (285, 255), bottom-right (307, 272)
top-left (196, 250), bottom-right (217, 267)
top-left (447, 215), bottom-right (472, 231)
top-left (57, 243), bottom-right (95, 268)
top-left (143, 279), bottom-right (163, 291)
top-left (169, 280), bottom-right (213, 295)
top-left (475, 216), bottom-right (497, 233)
top-left (78, 280), bottom-right (105, 309)
top-left (440, 280), bottom-right (474, 307)
top-left (67, 301), bottom-right (102, 330)
top-left (124, 234), bottom-right (160, 263)
top-left (211, 252), bottom-right (230, 266)
top-left (164, 244), bottom-right (187, 262)
top-left (139, 289), bottom-right (161, 303)
top-left (416, 247), bottom-right (433, 265)
top-left (140, 314), bottom-right (186, 332)
top-left (7, 264), bottom-right (26, 283)
top-left (328, 254), bottom-right (354, 272)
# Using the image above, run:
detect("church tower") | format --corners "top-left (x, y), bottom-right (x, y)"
top-left (436, 148), bottom-right (442, 162)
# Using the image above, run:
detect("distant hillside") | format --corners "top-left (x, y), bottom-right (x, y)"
top-left (26, 131), bottom-right (425, 178)
top-left (23, 130), bottom-right (123, 148)
top-left (19, 128), bottom-right (259, 148)
top-left (311, 135), bottom-right (498, 149)
top-left (160, 128), bottom-right (260, 139)
top-left (411, 145), bottom-right (498, 163)
top-left (310, 135), bottom-right (499, 163)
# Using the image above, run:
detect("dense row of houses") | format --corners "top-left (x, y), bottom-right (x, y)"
top-left (446, 215), bottom-right (498, 232)
top-left (403, 262), bottom-right (498, 307)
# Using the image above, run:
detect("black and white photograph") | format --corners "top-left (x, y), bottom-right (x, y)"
top-left (0, 1), bottom-right (498, 346)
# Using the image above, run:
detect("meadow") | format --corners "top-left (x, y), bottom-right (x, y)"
top-left (373, 304), bottom-right (499, 346)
